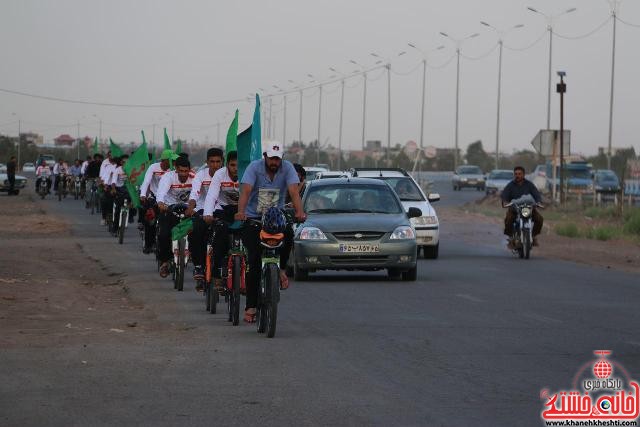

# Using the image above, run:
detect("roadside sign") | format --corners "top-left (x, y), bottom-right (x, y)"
top-left (424, 145), bottom-right (437, 159)
top-left (531, 130), bottom-right (571, 157)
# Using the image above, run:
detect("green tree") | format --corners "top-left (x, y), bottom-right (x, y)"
top-left (465, 140), bottom-right (492, 172)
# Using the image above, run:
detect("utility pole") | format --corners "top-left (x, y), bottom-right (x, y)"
top-left (338, 78), bottom-right (345, 170)
top-left (386, 63), bottom-right (391, 167)
top-left (607, 1), bottom-right (619, 170)
top-left (298, 89), bottom-right (303, 144)
top-left (316, 84), bottom-right (323, 165)
top-left (77, 120), bottom-right (81, 160)
top-left (557, 71), bottom-right (567, 205)
top-left (17, 119), bottom-right (21, 170)
top-left (283, 94), bottom-right (287, 151)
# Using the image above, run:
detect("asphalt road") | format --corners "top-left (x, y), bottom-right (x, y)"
top-left (2, 184), bottom-right (640, 427)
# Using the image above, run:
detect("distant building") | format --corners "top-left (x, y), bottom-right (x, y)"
top-left (598, 146), bottom-right (634, 156)
top-left (22, 132), bottom-right (43, 146)
top-left (54, 134), bottom-right (75, 147)
top-left (365, 140), bottom-right (382, 151)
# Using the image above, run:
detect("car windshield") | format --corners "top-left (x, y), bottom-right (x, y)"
top-left (304, 184), bottom-right (402, 214)
top-left (567, 170), bottom-right (591, 180)
top-left (597, 171), bottom-right (618, 181)
top-left (489, 171), bottom-right (513, 180)
top-left (457, 166), bottom-right (482, 175)
top-left (374, 177), bottom-right (425, 201)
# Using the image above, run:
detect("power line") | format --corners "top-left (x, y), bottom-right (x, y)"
top-left (427, 53), bottom-right (457, 70)
top-left (552, 16), bottom-right (612, 40)
top-left (616, 16), bottom-right (640, 28)
top-left (504, 30), bottom-right (548, 51)
top-left (390, 62), bottom-right (423, 76)
top-left (460, 42), bottom-right (500, 61)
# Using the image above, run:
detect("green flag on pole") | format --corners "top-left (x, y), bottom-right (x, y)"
top-left (92, 137), bottom-right (99, 155)
top-left (175, 140), bottom-right (182, 155)
top-left (171, 218), bottom-right (193, 241)
top-left (238, 95), bottom-right (261, 180)
top-left (109, 138), bottom-right (124, 158)
top-left (123, 136), bottom-right (150, 208)
top-left (163, 128), bottom-right (171, 150)
top-left (226, 110), bottom-right (239, 154)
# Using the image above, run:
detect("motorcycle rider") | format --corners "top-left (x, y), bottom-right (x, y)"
top-left (52, 158), bottom-right (68, 194)
top-left (501, 166), bottom-right (544, 248)
top-left (35, 160), bottom-right (52, 192)
top-left (69, 159), bottom-right (82, 177)
top-left (99, 154), bottom-right (118, 226)
top-left (156, 155), bottom-right (195, 278)
top-left (203, 150), bottom-right (240, 293)
top-left (139, 149), bottom-right (177, 254)
top-left (234, 141), bottom-right (305, 323)
top-left (185, 148), bottom-right (224, 289)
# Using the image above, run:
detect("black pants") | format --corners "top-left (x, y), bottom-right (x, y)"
top-left (504, 208), bottom-right (543, 237)
top-left (112, 188), bottom-right (129, 231)
top-left (101, 188), bottom-right (113, 221)
top-left (190, 211), bottom-right (208, 267)
top-left (242, 220), bottom-right (294, 309)
top-left (141, 204), bottom-right (157, 250)
top-left (157, 212), bottom-right (179, 263)
top-left (7, 174), bottom-right (15, 193)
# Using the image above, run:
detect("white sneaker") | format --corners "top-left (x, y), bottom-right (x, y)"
top-left (100, 219), bottom-right (106, 226)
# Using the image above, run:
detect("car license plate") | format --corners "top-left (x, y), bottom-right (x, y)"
top-left (468, 180), bottom-right (477, 184)
top-left (339, 244), bottom-right (380, 253)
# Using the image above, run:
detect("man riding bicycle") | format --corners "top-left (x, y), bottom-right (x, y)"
top-left (234, 141), bottom-right (305, 323)
top-left (109, 154), bottom-right (131, 232)
top-left (99, 154), bottom-right (118, 226)
top-left (185, 148), bottom-right (224, 290)
top-left (502, 166), bottom-right (544, 248)
top-left (202, 150), bottom-right (240, 293)
top-left (139, 149), bottom-right (176, 254)
top-left (156, 155), bottom-right (195, 278)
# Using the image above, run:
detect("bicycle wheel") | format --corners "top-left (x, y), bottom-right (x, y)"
top-left (118, 207), bottom-right (126, 244)
top-left (264, 264), bottom-right (280, 338)
top-left (231, 256), bottom-right (241, 326)
top-left (176, 238), bottom-right (185, 292)
top-left (90, 193), bottom-right (95, 214)
top-left (58, 185), bottom-right (62, 201)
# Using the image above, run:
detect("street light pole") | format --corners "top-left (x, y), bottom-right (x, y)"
top-left (480, 22), bottom-right (524, 169)
top-left (317, 84), bottom-right (323, 165)
top-left (440, 32), bottom-right (480, 169)
top-left (329, 67), bottom-right (347, 170)
top-left (528, 7), bottom-right (577, 130)
top-left (350, 60), bottom-right (369, 167)
top-left (607, 1), bottom-right (620, 170)
top-left (77, 120), bottom-right (81, 160)
top-left (283, 94), bottom-right (287, 150)
top-left (557, 71), bottom-right (567, 205)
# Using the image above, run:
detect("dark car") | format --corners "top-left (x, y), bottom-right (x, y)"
top-left (291, 178), bottom-right (421, 281)
top-left (452, 165), bottom-right (485, 191)
top-left (593, 169), bottom-right (620, 194)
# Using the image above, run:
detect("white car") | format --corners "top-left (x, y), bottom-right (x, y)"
top-left (22, 162), bottom-right (36, 173)
top-left (485, 170), bottom-right (513, 195)
top-left (350, 168), bottom-right (440, 259)
top-left (303, 166), bottom-right (328, 181)
top-left (315, 170), bottom-right (352, 180)
top-left (0, 163), bottom-right (6, 173)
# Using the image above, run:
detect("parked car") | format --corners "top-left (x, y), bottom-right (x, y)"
top-left (315, 170), bottom-right (351, 180)
top-left (303, 166), bottom-right (328, 181)
top-left (0, 163), bottom-right (6, 173)
top-left (546, 161), bottom-right (593, 194)
top-left (291, 178), bottom-right (420, 281)
top-left (22, 162), bottom-right (36, 173)
top-left (593, 169), bottom-right (620, 194)
top-left (350, 168), bottom-right (440, 258)
top-left (452, 165), bottom-right (485, 191)
top-left (527, 164), bottom-right (547, 192)
top-left (35, 154), bottom-right (56, 169)
top-left (485, 170), bottom-right (514, 195)
top-left (0, 173), bottom-right (27, 194)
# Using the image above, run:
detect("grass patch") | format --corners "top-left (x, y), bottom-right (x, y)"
top-left (584, 206), bottom-right (618, 219)
top-left (555, 223), bottom-right (580, 238)
top-left (585, 225), bottom-right (620, 241)
top-left (623, 210), bottom-right (640, 236)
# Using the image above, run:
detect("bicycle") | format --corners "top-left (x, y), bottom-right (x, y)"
top-left (255, 208), bottom-right (298, 338)
top-left (220, 220), bottom-right (246, 325)
top-left (169, 204), bottom-right (190, 292)
top-left (113, 190), bottom-right (129, 245)
top-left (139, 196), bottom-right (157, 254)
top-left (73, 176), bottom-right (82, 200)
top-left (202, 220), bottom-right (218, 313)
top-left (56, 173), bottom-right (68, 201)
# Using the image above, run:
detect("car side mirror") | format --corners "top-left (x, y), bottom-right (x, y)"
top-left (407, 207), bottom-right (422, 218)
top-left (427, 193), bottom-right (440, 203)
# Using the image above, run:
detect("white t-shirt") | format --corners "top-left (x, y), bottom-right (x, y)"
top-left (109, 166), bottom-right (127, 188)
top-left (81, 160), bottom-right (90, 175)
top-left (36, 166), bottom-right (51, 177)
top-left (188, 167), bottom-right (217, 211)
top-left (203, 167), bottom-right (240, 216)
top-left (53, 163), bottom-right (68, 175)
top-left (156, 170), bottom-right (195, 206)
top-left (100, 162), bottom-right (117, 184)
top-left (139, 162), bottom-right (169, 197)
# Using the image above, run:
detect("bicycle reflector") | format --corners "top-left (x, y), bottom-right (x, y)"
top-left (259, 230), bottom-right (284, 248)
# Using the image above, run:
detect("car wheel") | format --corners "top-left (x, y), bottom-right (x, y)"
top-left (293, 263), bottom-right (308, 281)
top-left (424, 243), bottom-right (439, 259)
top-left (402, 266), bottom-right (417, 281)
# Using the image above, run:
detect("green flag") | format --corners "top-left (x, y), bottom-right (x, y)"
top-left (109, 138), bottom-right (124, 158)
top-left (175, 140), bottom-right (182, 155)
top-left (163, 128), bottom-right (171, 150)
top-left (92, 137), bottom-right (99, 155)
top-left (122, 133), bottom-right (150, 208)
top-left (172, 218), bottom-right (193, 241)
top-left (226, 110), bottom-right (239, 154)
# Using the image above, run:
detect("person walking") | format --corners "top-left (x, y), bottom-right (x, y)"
top-left (6, 156), bottom-right (17, 195)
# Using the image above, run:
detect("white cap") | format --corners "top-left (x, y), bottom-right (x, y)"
top-left (264, 141), bottom-right (283, 159)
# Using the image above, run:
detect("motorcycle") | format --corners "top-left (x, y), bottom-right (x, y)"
top-left (37, 176), bottom-right (51, 199)
top-left (73, 176), bottom-right (82, 200)
top-left (504, 195), bottom-right (543, 259)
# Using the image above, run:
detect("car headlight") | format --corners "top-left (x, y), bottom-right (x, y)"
top-left (521, 207), bottom-right (531, 218)
top-left (595, 185), bottom-right (603, 190)
top-left (460, 177), bottom-right (467, 182)
top-left (390, 226), bottom-right (416, 240)
top-left (478, 177), bottom-right (485, 182)
top-left (299, 227), bottom-right (328, 240)
top-left (411, 216), bottom-right (438, 226)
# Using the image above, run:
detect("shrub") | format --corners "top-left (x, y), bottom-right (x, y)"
top-left (555, 223), bottom-right (580, 238)
top-left (585, 226), bottom-right (619, 241)
top-left (623, 210), bottom-right (640, 236)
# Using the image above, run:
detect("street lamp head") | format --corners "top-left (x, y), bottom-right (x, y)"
top-left (329, 67), bottom-right (337, 72)
top-left (480, 21), bottom-right (491, 27)
top-left (469, 33), bottom-right (480, 39)
top-left (527, 7), bottom-right (539, 13)
top-left (565, 7), bottom-right (577, 14)
top-left (349, 59), bottom-right (358, 65)
top-left (557, 70), bottom-right (566, 77)
top-left (407, 42), bottom-right (417, 48)
top-left (514, 24), bottom-right (525, 29)
top-left (440, 31), bottom-right (449, 37)
top-left (398, 51), bottom-right (406, 56)
top-left (436, 45), bottom-right (445, 50)
top-left (370, 52), bottom-right (380, 58)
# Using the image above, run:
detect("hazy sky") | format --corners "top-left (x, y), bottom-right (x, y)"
top-left (1, 0), bottom-right (639, 156)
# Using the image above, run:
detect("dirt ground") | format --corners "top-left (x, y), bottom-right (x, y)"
top-left (0, 192), bottom-right (158, 349)
top-left (440, 197), bottom-right (640, 275)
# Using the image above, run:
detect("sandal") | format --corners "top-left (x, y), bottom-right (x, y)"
top-left (244, 308), bottom-right (257, 323)
top-left (279, 270), bottom-right (289, 290)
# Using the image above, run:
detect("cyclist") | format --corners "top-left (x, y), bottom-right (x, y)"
top-left (69, 159), bottom-right (82, 177)
top-left (203, 150), bottom-right (240, 293)
top-left (139, 149), bottom-right (177, 253)
top-left (99, 154), bottom-right (117, 226)
top-left (35, 160), bottom-right (52, 192)
top-left (185, 148), bottom-right (224, 289)
top-left (109, 154), bottom-right (130, 233)
top-left (156, 155), bottom-right (195, 278)
top-left (234, 141), bottom-right (305, 323)
top-left (81, 155), bottom-right (92, 175)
